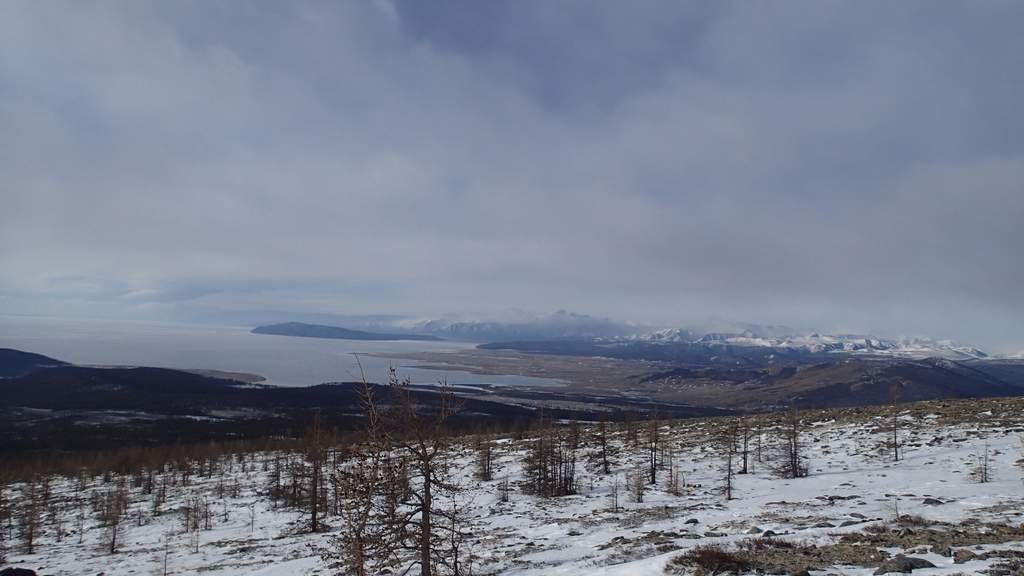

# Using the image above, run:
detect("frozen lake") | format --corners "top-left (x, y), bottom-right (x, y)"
top-left (0, 315), bottom-right (564, 388)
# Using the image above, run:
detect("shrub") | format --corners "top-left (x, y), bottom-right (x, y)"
top-left (863, 521), bottom-right (893, 534)
top-left (669, 544), bottom-right (750, 575)
top-left (897, 514), bottom-right (930, 528)
top-left (736, 536), bottom-right (794, 552)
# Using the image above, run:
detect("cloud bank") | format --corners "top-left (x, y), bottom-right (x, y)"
top-left (1, 1), bottom-right (1022, 352)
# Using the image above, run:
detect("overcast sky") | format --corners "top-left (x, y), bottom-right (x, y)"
top-left (2, 1), bottom-right (1023, 352)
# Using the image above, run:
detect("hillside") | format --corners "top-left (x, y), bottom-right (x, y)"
top-left (5, 345), bottom-right (1024, 457)
top-left (634, 357), bottom-right (1024, 410)
top-left (3, 397), bottom-right (1024, 575)
top-left (0, 363), bottom-right (612, 454)
top-left (0, 347), bottom-right (67, 378)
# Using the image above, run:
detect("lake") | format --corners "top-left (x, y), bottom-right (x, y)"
top-left (0, 315), bottom-right (564, 388)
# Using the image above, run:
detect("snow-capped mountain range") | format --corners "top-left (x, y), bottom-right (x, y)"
top-left (240, 310), bottom-right (1005, 360)
top-left (623, 329), bottom-right (989, 360)
top-left (394, 316), bottom-right (990, 360)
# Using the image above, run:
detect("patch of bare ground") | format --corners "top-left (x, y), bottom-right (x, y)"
top-left (665, 522), bottom-right (1024, 575)
top-left (837, 520), bottom-right (1024, 556)
top-left (666, 539), bottom-right (889, 575)
top-left (597, 531), bottom-right (686, 566)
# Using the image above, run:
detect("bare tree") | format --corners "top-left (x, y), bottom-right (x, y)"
top-left (75, 489), bottom-right (87, 546)
top-left (971, 441), bottom-right (991, 483)
top-left (323, 381), bottom-right (399, 576)
top-left (523, 424), bottom-right (553, 496)
top-left (646, 411), bottom-right (663, 485)
top-left (326, 449), bottom-right (391, 575)
top-left (99, 478), bottom-right (130, 554)
top-left (371, 368), bottom-right (464, 576)
top-left (623, 409), bottom-right (639, 448)
top-left (737, 417), bottom-right (753, 474)
top-left (888, 383), bottom-right (901, 462)
top-left (497, 474), bottom-right (511, 503)
top-left (437, 489), bottom-right (475, 576)
top-left (16, 481), bottom-right (42, 555)
top-left (755, 422), bottom-right (764, 464)
top-left (151, 475), bottom-right (167, 517)
top-left (627, 465), bottom-right (646, 503)
top-left (48, 495), bottom-right (67, 543)
top-left (772, 410), bottom-right (809, 479)
top-left (592, 411), bottom-right (617, 475)
top-left (523, 415), bottom-right (579, 498)
top-left (303, 409), bottom-right (329, 533)
top-left (474, 436), bottom-right (495, 482)
top-left (664, 449), bottom-right (684, 496)
top-left (564, 417), bottom-right (581, 495)
top-left (182, 494), bottom-right (206, 535)
top-left (715, 422), bottom-right (739, 500)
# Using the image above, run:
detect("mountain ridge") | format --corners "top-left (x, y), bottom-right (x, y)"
top-left (0, 347), bottom-right (68, 378)
top-left (373, 316), bottom-right (993, 359)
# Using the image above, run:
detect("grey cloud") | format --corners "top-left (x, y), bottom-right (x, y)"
top-left (1, 1), bottom-right (1023, 353)
top-left (392, 0), bottom-right (720, 114)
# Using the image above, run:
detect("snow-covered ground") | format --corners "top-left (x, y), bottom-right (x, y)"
top-left (4, 398), bottom-right (1024, 576)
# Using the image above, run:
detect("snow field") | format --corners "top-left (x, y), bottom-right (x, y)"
top-left (3, 399), bottom-right (1024, 576)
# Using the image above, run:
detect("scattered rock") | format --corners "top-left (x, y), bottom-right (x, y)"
top-left (953, 549), bottom-right (978, 564)
top-left (685, 518), bottom-right (699, 524)
top-left (727, 541), bottom-right (890, 574)
top-left (873, 555), bottom-right (936, 574)
top-left (921, 498), bottom-right (944, 506)
top-left (0, 570), bottom-right (38, 576)
top-left (598, 536), bottom-right (628, 550)
top-left (762, 530), bottom-right (778, 538)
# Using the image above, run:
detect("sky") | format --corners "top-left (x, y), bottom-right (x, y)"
top-left (1, 1), bottom-right (1023, 353)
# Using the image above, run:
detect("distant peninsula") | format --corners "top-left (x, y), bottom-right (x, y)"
top-left (251, 322), bottom-right (442, 341)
